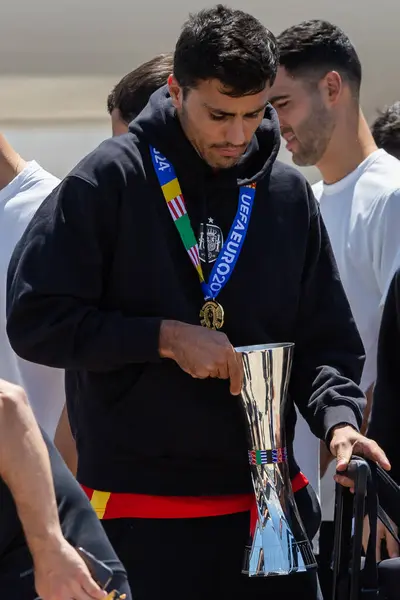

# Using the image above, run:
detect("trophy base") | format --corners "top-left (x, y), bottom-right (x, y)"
top-left (242, 537), bottom-right (317, 577)
top-left (242, 512), bottom-right (317, 577)
top-left (242, 463), bottom-right (317, 577)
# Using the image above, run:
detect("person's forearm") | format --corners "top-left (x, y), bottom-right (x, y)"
top-left (0, 381), bottom-right (63, 559)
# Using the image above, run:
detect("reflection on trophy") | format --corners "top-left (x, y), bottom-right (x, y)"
top-left (235, 343), bottom-right (317, 577)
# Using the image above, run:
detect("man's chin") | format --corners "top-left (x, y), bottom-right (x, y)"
top-left (291, 152), bottom-right (315, 168)
top-left (207, 154), bottom-right (241, 170)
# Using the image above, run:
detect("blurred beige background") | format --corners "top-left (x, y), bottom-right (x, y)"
top-left (1, 0), bottom-right (398, 179)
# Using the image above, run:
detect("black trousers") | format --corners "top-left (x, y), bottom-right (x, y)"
top-left (317, 521), bottom-right (335, 600)
top-left (102, 484), bottom-right (322, 600)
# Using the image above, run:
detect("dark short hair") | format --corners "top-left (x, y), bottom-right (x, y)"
top-left (173, 4), bottom-right (278, 97)
top-left (371, 102), bottom-right (400, 160)
top-left (107, 53), bottom-right (174, 123)
top-left (277, 20), bottom-right (362, 96)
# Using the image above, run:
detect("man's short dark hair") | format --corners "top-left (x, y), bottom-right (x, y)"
top-left (173, 4), bottom-right (278, 97)
top-left (277, 20), bottom-right (362, 96)
top-left (371, 102), bottom-right (400, 160)
top-left (107, 53), bottom-right (174, 123)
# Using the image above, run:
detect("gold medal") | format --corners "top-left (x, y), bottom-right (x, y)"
top-left (200, 300), bottom-right (224, 329)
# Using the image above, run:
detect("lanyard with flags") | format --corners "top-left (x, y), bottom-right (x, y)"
top-left (150, 145), bottom-right (256, 329)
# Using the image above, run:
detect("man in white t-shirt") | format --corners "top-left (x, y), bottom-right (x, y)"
top-left (0, 133), bottom-right (64, 438)
top-left (268, 19), bottom-right (400, 593)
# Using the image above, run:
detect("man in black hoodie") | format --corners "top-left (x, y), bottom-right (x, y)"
top-left (6, 5), bottom-right (389, 599)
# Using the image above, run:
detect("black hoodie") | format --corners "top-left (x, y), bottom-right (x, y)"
top-left (6, 86), bottom-right (366, 495)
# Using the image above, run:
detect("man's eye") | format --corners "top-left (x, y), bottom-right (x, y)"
top-left (210, 114), bottom-right (226, 121)
top-left (275, 101), bottom-right (289, 109)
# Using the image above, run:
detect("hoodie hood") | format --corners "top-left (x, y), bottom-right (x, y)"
top-left (129, 85), bottom-right (281, 189)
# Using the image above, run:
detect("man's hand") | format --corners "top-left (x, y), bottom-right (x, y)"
top-left (159, 320), bottom-right (243, 395)
top-left (362, 516), bottom-right (399, 561)
top-left (331, 425), bottom-right (390, 491)
top-left (34, 536), bottom-right (106, 600)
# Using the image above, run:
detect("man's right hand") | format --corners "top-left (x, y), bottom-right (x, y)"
top-left (159, 320), bottom-right (243, 395)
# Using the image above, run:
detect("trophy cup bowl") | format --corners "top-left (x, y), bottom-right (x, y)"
top-left (235, 343), bottom-right (317, 577)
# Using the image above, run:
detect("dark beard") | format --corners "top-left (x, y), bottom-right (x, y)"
top-left (293, 101), bottom-right (335, 167)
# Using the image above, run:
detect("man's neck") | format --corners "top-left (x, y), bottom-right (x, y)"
top-left (316, 108), bottom-right (378, 185)
top-left (0, 135), bottom-right (27, 192)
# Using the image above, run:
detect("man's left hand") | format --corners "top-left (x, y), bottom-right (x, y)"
top-left (331, 425), bottom-right (391, 491)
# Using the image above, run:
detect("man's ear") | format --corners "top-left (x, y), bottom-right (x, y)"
top-left (320, 71), bottom-right (342, 106)
top-left (168, 75), bottom-right (184, 110)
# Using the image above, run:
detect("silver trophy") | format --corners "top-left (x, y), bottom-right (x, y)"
top-left (235, 343), bottom-right (317, 577)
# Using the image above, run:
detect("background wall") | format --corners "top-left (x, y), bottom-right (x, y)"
top-left (2, 125), bottom-right (110, 179)
top-left (3, 125), bottom-right (319, 182)
top-left (1, 0), bottom-right (398, 181)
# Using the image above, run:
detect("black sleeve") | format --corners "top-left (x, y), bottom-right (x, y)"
top-left (367, 270), bottom-right (400, 485)
top-left (289, 184), bottom-right (366, 442)
top-left (6, 174), bottom-right (162, 371)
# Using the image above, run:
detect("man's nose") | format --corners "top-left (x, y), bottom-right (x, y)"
top-left (226, 119), bottom-right (246, 146)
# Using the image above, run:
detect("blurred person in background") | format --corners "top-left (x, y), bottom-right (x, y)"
top-left (270, 19), bottom-right (400, 597)
top-left (365, 101), bottom-right (400, 560)
top-left (371, 101), bottom-right (400, 160)
top-left (107, 53), bottom-right (174, 136)
top-left (367, 99), bottom-right (400, 473)
top-left (54, 53), bottom-right (174, 475)
top-left (0, 378), bottom-right (131, 600)
top-left (0, 133), bottom-right (64, 438)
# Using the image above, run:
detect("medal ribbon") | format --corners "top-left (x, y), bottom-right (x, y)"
top-left (150, 146), bottom-right (256, 301)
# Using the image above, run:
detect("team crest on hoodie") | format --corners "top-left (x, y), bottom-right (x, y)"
top-left (198, 218), bottom-right (224, 263)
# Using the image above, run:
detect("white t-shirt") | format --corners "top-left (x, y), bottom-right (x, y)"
top-left (314, 149), bottom-right (400, 392)
top-left (314, 148), bottom-right (400, 520)
top-left (0, 160), bottom-right (65, 438)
